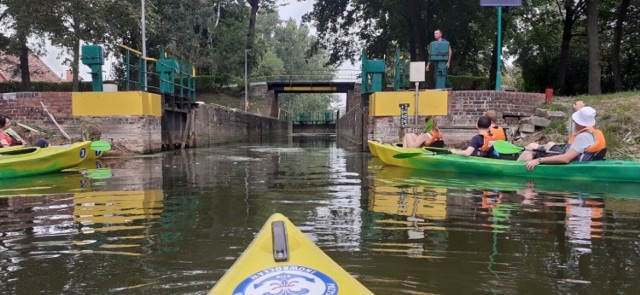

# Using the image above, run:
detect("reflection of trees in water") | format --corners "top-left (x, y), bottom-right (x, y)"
top-left (155, 140), bottom-right (367, 252)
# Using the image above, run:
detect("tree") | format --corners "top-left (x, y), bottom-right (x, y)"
top-left (586, 0), bottom-right (601, 94)
top-left (556, 0), bottom-right (585, 95)
top-left (611, 0), bottom-right (630, 91)
top-left (304, 0), bottom-right (500, 80)
top-left (0, 0), bottom-right (56, 90)
top-left (48, 0), bottom-right (139, 91)
top-left (245, 0), bottom-right (276, 79)
top-left (259, 17), bottom-right (336, 113)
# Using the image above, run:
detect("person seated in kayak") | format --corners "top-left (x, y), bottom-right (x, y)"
top-left (485, 110), bottom-right (507, 141)
top-left (0, 117), bottom-right (49, 148)
top-left (518, 102), bottom-right (606, 171)
top-left (0, 117), bottom-right (23, 147)
top-left (450, 116), bottom-right (493, 157)
top-left (402, 116), bottom-right (445, 148)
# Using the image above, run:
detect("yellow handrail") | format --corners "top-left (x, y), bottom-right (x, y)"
top-left (118, 44), bottom-right (158, 61)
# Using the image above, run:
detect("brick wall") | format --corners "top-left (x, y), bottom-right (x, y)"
top-left (367, 90), bottom-right (546, 147)
top-left (442, 90), bottom-right (545, 126)
top-left (0, 92), bottom-right (162, 153)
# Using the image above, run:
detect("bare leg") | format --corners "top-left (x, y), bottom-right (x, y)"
top-left (404, 133), bottom-right (432, 148)
top-left (402, 133), bottom-right (418, 148)
top-left (517, 143), bottom-right (541, 161)
top-left (415, 133), bottom-right (432, 147)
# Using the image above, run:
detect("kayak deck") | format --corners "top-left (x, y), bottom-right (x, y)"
top-left (210, 213), bottom-right (373, 294)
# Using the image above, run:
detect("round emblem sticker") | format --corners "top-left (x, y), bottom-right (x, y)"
top-left (233, 265), bottom-right (338, 295)
top-left (79, 148), bottom-right (86, 159)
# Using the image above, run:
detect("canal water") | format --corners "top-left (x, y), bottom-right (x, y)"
top-left (1, 137), bottom-right (639, 294)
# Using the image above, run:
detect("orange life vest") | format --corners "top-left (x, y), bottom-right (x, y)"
top-left (567, 126), bottom-right (606, 153)
top-left (0, 131), bottom-right (15, 146)
top-left (489, 126), bottom-right (506, 141)
top-left (425, 129), bottom-right (444, 146)
top-left (472, 131), bottom-right (492, 157)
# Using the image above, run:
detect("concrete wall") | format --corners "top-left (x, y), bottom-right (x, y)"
top-left (0, 92), bottom-right (162, 153)
top-left (193, 103), bottom-right (289, 146)
top-left (337, 95), bottom-right (368, 151)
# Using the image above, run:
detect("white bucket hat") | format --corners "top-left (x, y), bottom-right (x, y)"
top-left (571, 106), bottom-right (596, 127)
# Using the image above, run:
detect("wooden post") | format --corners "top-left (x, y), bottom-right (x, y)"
top-left (40, 101), bottom-right (71, 140)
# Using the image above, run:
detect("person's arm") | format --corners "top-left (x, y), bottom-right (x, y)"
top-left (447, 47), bottom-right (452, 69)
top-left (426, 62), bottom-right (431, 72)
top-left (573, 100), bottom-right (585, 111)
top-left (452, 136), bottom-right (481, 156)
top-left (451, 146), bottom-right (475, 156)
top-left (525, 149), bottom-right (579, 171)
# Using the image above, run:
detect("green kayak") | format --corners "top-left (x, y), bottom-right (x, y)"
top-left (371, 140), bottom-right (640, 183)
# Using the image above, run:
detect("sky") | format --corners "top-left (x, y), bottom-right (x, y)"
top-left (39, 0), bottom-right (361, 81)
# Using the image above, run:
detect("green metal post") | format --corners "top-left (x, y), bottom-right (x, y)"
top-left (179, 61), bottom-right (184, 97)
top-left (188, 63), bottom-right (193, 99)
top-left (125, 51), bottom-right (130, 90)
top-left (394, 48), bottom-right (401, 91)
top-left (495, 6), bottom-right (502, 91)
top-left (139, 58), bottom-right (146, 91)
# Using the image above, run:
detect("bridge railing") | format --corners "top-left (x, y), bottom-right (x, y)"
top-left (281, 111), bottom-right (338, 124)
top-left (250, 70), bottom-right (360, 83)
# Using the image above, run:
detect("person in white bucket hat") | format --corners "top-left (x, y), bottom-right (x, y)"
top-left (518, 101), bottom-right (607, 170)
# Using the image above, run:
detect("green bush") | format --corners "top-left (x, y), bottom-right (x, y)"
top-left (196, 76), bottom-right (217, 92)
top-left (448, 75), bottom-right (490, 90)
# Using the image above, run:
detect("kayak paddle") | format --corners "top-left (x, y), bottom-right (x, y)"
top-left (90, 140), bottom-right (112, 152)
top-left (492, 140), bottom-right (560, 155)
top-left (393, 146), bottom-right (452, 158)
top-left (492, 140), bottom-right (524, 154)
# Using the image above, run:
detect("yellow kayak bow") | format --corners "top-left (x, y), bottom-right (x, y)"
top-left (209, 213), bottom-right (373, 295)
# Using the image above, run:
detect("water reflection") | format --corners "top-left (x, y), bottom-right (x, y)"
top-left (1, 140), bottom-right (640, 294)
top-left (367, 159), bottom-right (640, 294)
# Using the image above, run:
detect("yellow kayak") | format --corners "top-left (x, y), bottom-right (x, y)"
top-left (0, 141), bottom-right (92, 178)
top-left (210, 213), bottom-right (373, 295)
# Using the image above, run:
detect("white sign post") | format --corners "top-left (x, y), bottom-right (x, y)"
top-left (409, 62), bottom-right (426, 125)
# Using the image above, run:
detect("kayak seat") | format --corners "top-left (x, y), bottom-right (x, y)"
top-left (429, 140), bottom-right (445, 148)
top-left (592, 148), bottom-right (607, 161)
top-left (496, 152), bottom-right (520, 160)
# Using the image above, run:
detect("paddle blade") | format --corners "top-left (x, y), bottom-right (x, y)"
top-left (393, 152), bottom-right (425, 159)
top-left (492, 140), bottom-right (523, 155)
top-left (90, 140), bottom-right (112, 151)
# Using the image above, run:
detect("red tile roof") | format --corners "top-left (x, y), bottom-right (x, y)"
top-left (0, 50), bottom-right (62, 82)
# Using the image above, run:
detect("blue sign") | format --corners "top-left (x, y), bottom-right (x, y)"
top-left (233, 265), bottom-right (338, 295)
top-left (480, 0), bottom-right (522, 6)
